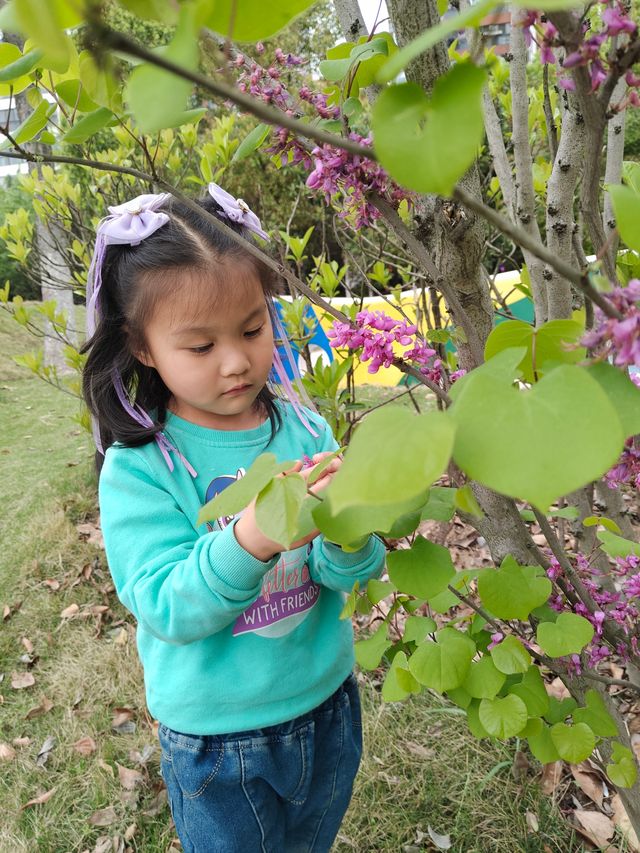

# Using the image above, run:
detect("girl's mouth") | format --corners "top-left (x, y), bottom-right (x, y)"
top-left (223, 384), bottom-right (251, 395)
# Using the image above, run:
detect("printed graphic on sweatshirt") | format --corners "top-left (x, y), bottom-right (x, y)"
top-left (205, 469), bottom-right (320, 639)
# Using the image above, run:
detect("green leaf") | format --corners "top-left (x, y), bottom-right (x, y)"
top-left (462, 656), bottom-right (506, 699)
top-left (606, 743), bottom-right (638, 788)
top-left (477, 556), bottom-right (551, 621)
top-left (367, 579), bottom-right (396, 605)
top-left (232, 122), bottom-right (270, 163)
top-left (14, 0), bottom-right (79, 69)
top-left (117, 0), bottom-right (178, 22)
top-left (429, 568), bottom-right (480, 613)
top-left (355, 622), bottom-right (392, 670)
top-left (62, 107), bottom-right (115, 145)
top-left (520, 718), bottom-right (543, 739)
top-left (319, 37), bottom-right (390, 83)
top-left (0, 43), bottom-right (37, 95)
top-left (550, 722), bottom-right (596, 764)
top-left (453, 484), bottom-right (483, 518)
top-left (408, 630), bottom-right (475, 693)
top-left (420, 486), bottom-right (456, 521)
top-left (479, 695), bottom-right (528, 739)
top-left (255, 473), bottom-right (306, 549)
top-left (196, 453), bottom-right (294, 526)
top-left (544, 696), bottom-right (578, 725)
top-left (584, 515), bottom-right (622, 535)
top-left (325, 407), bottom-right (454, 514)
top-left (449, 354), bottom-right (625, 510)
top-left (608, 184), bottom-right (640, 253)
top-left (306, 448), bottom-right (344, 487)
top-left (484, 319), bottom-right (585, 383)
top-left (467, 699), bottom-right (491, 739)
top-left (573, 690), bottom-right (619, 737)
top-left (372, 62), bottom-right (487, 196)
top-left (125, 2), bottom-right (199, 133)
top-left (387, 536), bottom-right (455, 601)
top-left (490, 636), bottom-right (531, 675)
top-left (537, 613), bottom-right (594, 658)
top-left (508, 667), bottom-right (549, 718)
top-left (402, 615), bottom-right (437, 644)
top-left (586, 362), bottom-right (640, 438)
top-left (596, 529), bottom-right (640, 559)
top-left (339, 581), bottom-right (359, 619)
top-left (55, 79), bottom-right (99, 113)
top-left (6, 99), bottom-right (55, 146)
top-left (527, 724), bottom-right (561, 764)
top-left (376, 0), bottom-right (497, 84)
top-left (382, 650), bottom-right (421, 701)
top-left (204, 0), bottom-right (316, 40)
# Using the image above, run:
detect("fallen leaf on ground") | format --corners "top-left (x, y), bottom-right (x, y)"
top-left (76, 521), bottom-right (104, 548)
top-left (12, 737), bottom-right (31, 747)
top-left (526, 811), bottom-right (539, 833)
top-left (546, 678), bottom-right (571, 701)
top-left (98, 759), bottom-right (115, 777)
top-left (36, 735), bottom-right (55, 768)
top-left (142, 788), bottom-right (167, 817)
top-left (60, 603), bottom-right (80, 620)
top-left (128, 745), bottom-right (154, 765)
top-left (124, 824), bottom-right (136, 842)
top-left (0, 742), bottom-right (16, 760)
top-left (11, 671), bottom-right (35, 689)
top-left (427, 826), bottom-right (452, 850)
top-left (541, 761), bottom-right (564, 796)
top-left (404, 740), bottom-right (434, 760)
top-left (3, 601), bottom-right (22, 621)
top-left (43, 579), bottom-right (60, 591)
top-left (92, 837), bottom-right (112, 853)
top-left (21, 637), bottom-right (34, 654)
top-left (112, 708), bottom-right (136, 735)
top-left (570, 762), bottom-right (604, 808)
top-left (88, 805), bottom-right (118, 827)
top-left (572, 809), bottom-right (615, 848)
top-left (25, 696), bottom-right (54, 720)
top-left (21, 787), bottom-right (56, 809)
top-left (117, 764), bottom-right (144, 790)
top-left (73, 736), bottom-right (97, 756)
top-left (611, 795), bottom-right (640, 852)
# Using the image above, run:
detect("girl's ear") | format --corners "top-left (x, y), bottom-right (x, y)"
top-left (134, 348), bottom-right (155, 369)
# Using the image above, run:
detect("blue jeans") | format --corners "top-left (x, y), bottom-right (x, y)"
top-left (158, 674), bottom-right (362, 852)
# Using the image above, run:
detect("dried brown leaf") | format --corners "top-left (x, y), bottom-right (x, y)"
top-left (404, 740), bottom-right (434, 760)
top-left (546, 678), bottom-right (571, 701)
top-left (21, 637), bottom-right (34, 654)
top-left (570, 762), bottom-right (604, 808)
top-left (142, 788), bottom-right (167, 817)
top-left (98, 759), bottom-right (115, 777)
top-left (25, 696), bottom-right (54, 720)
top-left (93, 837), bottom-right (111, 853)
top-left (43, 579), bottom-right (60, 591)
top-left (60, 603), bottom-right (80, 619)
top-left (117, 764), bottom-right (144, 790)
top-left (21, 787), bottom-right (56, 809)
top-left (124, 824), bottom-right (136, 842)
top-left (11, 671), bottom-right (35, 690)
top-left (128, 745), bottom-right (154, 766)
top-left (73, 736), bottom-right (97, 756)
top-left (573, 809), bottom-right (615, 847)
top-left (526, 811), bottom-right (539, 833)
top-left (540, 761), bottom-right (564, 796)
top-left (36, 735), bottom-right (55, 768)
top-left (611, 794), bottom-right (640, 852)
top-left (77, 521), bottom-right (104, 549)
top-left (88, 806), bottom-right (118, 827)
top-left (12, 737), bottom-right (31, 747)
top-left (0, 742), bottom-right (16, 761)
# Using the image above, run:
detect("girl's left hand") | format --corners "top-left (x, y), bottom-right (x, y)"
top-left (302, 451), bottom-right (342, 495)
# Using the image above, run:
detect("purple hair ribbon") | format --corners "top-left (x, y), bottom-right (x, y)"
top-left (208, 182), bottom-right (270, 241)
top-left (113, 370), bottom-right (197, 478)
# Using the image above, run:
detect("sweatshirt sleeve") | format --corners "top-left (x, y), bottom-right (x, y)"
top-left (307, 412), bottom-right (387, 592)
top-left (99, 447), bottom-right (278, 645)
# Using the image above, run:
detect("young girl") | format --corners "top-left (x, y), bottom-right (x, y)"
top-left (82, 184), bottom-right (385, 853)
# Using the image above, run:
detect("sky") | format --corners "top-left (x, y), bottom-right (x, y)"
top-left (358, 0), bottom-right (390, 33)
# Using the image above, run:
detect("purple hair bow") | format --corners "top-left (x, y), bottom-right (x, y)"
top-left (208, 182), bottom-right (270, 241)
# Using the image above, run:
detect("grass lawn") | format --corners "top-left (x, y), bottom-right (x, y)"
top-left (0, 308), bottom-right (579, 852)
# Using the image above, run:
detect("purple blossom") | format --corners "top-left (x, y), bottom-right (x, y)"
top-left (602, 4), bottom-right (637, 37)
top-left (582, 280), bottom-right (640, 369)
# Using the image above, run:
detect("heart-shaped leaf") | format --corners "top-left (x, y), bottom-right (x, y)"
top-left (372, 62), bottom-right (487, 196)
top-left (477, 556), bottom-right (551, 621)
top-left (484, 319), bottom-right (585, 383)
top-left (508, 666), bottom-right (549, 717)
top-left (606, 743), bottom-right (638, 788)
top-left (382, 651), bottom-right (421, 702)
top-left (479, 695), bottom-right (528, 739)
top-left (255, 473), bottom-right (306, 549)
top-left (490, 635), bottom-right (531, 674)
top-left (550, 722), bottom-right (596, 763)
top-left (387, 536), bottom-right (455, 601)
top-left (355, 622), bottom-right (392, 671)
top-left (527, 723), bottom-right (560, 764)
top-left (449, 354), bottom-right (624, 509)
top-left (537, 613), bottom-right (594, 657)
top-left (204, 0), bottom-right (316, 40)
top-left (462, 655), bottom-right (506, 699)
top-left (573, 690), bottom-right (618, 737)
top-left (409, 631), bottom-right (475, 693)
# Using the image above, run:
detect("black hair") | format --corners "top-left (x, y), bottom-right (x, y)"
top-left (81, 193), bottom-right (283, 473)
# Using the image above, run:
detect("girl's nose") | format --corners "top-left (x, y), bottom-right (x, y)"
top-left (219, 345), bottom-right (251, 376)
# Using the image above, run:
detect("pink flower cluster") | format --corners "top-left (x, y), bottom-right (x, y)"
top-left (328, 309), bottom-right (437, 374)
top-left (234, 47), bottom-right (306, 111)
top-left (546, 551), bottom-right (640, 670)
top-left (523, 1), bottom-right (639, 97)
top-left (582, 279), bottom-right (640, 369)
top-left (605, 437), bottom-right (640, 489)
top-left (306, 133), bottom-right (412, 228)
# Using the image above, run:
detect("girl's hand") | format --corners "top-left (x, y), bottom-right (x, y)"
top-left (233, 453), bottom-right (342, 561)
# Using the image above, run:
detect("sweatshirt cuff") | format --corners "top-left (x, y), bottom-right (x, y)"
top-left (203, 519), bottom-right (280, 599)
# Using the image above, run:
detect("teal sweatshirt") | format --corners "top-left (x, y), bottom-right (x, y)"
top-left (99, 403), bottom-right (385, 735)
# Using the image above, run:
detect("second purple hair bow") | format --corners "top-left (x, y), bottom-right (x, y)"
top-left (208, 182), bottom-right (270, 241)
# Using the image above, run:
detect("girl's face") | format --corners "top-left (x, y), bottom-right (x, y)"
top-left (137, 267), bottom-right (275, 430)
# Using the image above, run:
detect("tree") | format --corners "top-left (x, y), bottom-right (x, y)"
top-left (1, 0), bottom-right (640, 834)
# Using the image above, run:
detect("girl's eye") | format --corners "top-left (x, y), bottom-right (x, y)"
top-left (245, 325), bottom-right (264, 338)
top-left (189, 344), bottom-right (213, 355)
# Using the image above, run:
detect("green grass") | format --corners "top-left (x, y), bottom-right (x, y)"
top-left (0, 308), bottom-right (579, 852)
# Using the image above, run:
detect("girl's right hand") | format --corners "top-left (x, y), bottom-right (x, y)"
top-left (233, 454), bottom-right (341, 561)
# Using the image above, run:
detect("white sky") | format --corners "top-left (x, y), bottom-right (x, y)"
top-left (358, 0), bottom-right (390, 33)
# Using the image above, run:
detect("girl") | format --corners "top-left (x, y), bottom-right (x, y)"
top-left (82, 184), bottom-right (385, 853)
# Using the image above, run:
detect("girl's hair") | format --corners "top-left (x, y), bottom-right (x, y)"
top-left (81, 193), bottom-right (283, 471)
